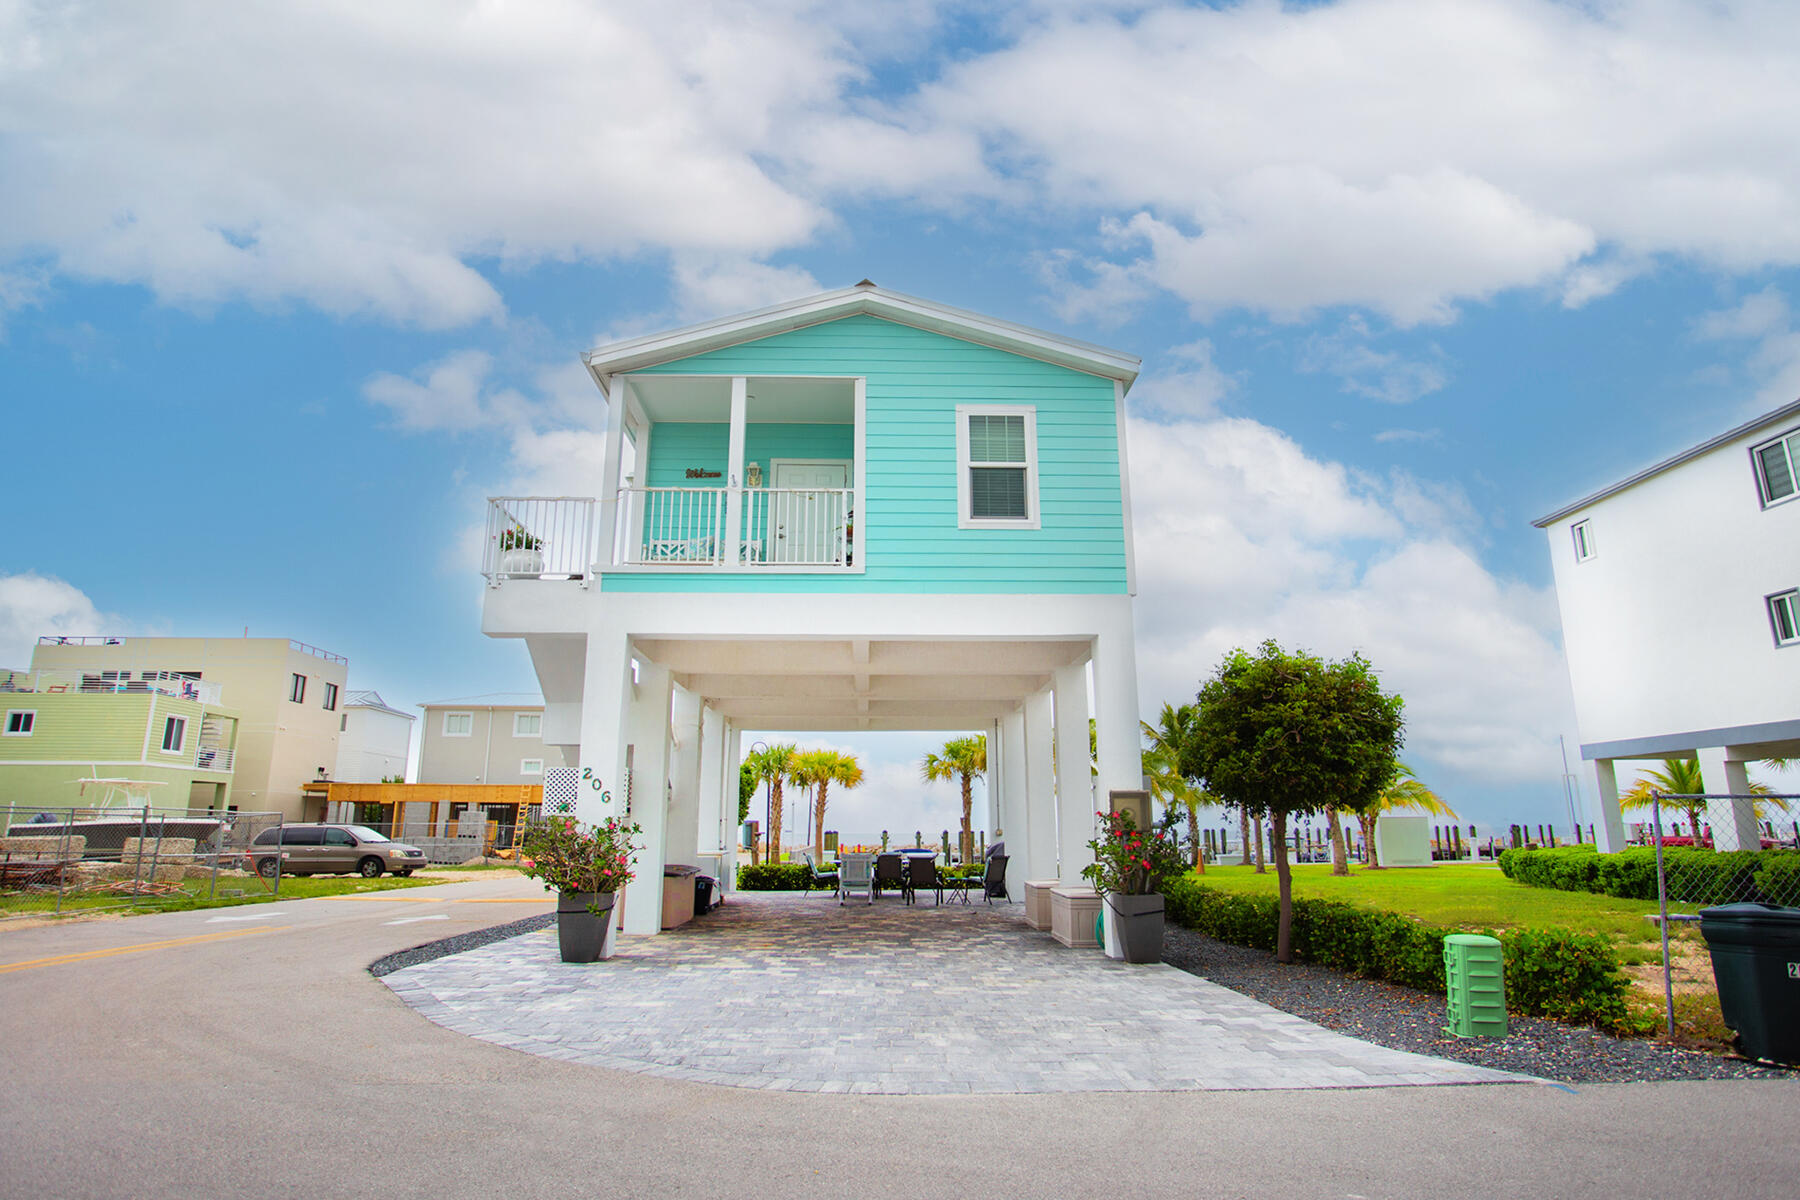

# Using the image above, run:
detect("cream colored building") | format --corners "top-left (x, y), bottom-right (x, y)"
top-left (30, 636), bottom-right (349, 820)
top-left (333, 690), bottom-right (415, 783)
top-left (417, 694), bottom-right (572, 785)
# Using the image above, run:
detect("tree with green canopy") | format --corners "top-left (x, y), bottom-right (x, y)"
top-left (1620, 758), bottom-right (1786, 840)
top-left (791, 748), bottom-right (865, 862)
top-left (1179, 640), bottom-right (1404, 962)
top-left (1141, 702), bottom-right (1215, 872)
top-left (745, 742), bottom-right (798, 860)
top-left (921, 734), bottom-right (986, 862)
top-left (738, 761), bottom-right (756, 826)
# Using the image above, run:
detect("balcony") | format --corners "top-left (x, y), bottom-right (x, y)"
top-left (194, 746), bottom-right (235, 772)
top-left (484, 487), bottom-right (854, 582)
top-left (0, 668), bottom-right (223, 705)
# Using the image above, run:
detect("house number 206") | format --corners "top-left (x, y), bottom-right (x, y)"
top-left (580, 767), bottom-right (611, 804)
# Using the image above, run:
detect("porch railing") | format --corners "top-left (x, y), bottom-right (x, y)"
top-left (194, 746), bottom-right (235, 772)
top-left (617, 486), bottom-right (852, 568)
top-left (483, 497), bottom-right (598, 582)
top-left (617, 487), bottom-right (729, 565)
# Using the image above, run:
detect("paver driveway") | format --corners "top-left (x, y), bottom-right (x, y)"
top-left (383, 892), bottom-right (1529, 1093)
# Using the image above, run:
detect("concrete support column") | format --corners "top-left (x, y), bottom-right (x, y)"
top-left (1590, 758), bottom-right (1627, 853)
top-left (1023, 689), bottom-right (1056, 884)
top-left (665, 685), bottom-right (702, 868)
top-left (998, 709), bottom-right (1028, 891)
top-left (574, 629), bottom-right (633, 826)
top-left (1092, 621), bottom-right (1143, 804)
top-left (1698, 747), bottom-right (1760, 851)
top-left (1052, 660), bottom-right (1093, 884)
top-left (722, 723), bottom-right (743, 894)
top-left (696, 705), bottom-right (725, 853)
top-left (622, 659), bottom-right (673, 935)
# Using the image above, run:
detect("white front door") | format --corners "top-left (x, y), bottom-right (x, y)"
top-left (769, 461), bottom-right (849, 565)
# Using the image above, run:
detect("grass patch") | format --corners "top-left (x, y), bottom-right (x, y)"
top-left (0, 872), bottom-right (438, 920)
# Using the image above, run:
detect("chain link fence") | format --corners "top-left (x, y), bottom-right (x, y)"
top-left (1648, 790), bottom-right (1800, 1037)
top-left (0, 806), bottom-right (284, 920)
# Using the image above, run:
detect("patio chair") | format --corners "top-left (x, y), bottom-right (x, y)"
top-left (874, 853), bottom-right (910, 903)
top-left (981, 854), bottom-right (1009, 904)
top-left (837, 853), bottom-right (874, 905)
top-left (905, 854), bottom-right (941, 906)
top-left (797, 848), bottom-right (838, 896)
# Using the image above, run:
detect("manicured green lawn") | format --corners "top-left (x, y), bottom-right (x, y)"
top-left (1191, 862), bottom-right (1693, 944)
top-left (0, 872), bottom-right (439, 919)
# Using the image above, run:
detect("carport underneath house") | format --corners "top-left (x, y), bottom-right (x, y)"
top-left (493, 591), bottom-right (1145, 937)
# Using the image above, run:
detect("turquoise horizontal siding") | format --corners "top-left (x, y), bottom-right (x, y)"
top-left (606, 314), bottom-right (1127, 595)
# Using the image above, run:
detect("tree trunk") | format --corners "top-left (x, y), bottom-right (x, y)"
top-left (813, 781), bottom-right (830, 862)
top-left (1252, 816), bottom-right (1266, 874)
top-left (960, 774), bottom-right (974, 863)
top-left (1359, 811), bottom-right (1381, 869)
top-left (1327, 808), bottom-right (1349, 876)
top-left (1273, 810), bottom-right (1294, 962)
top-left (1188, 804), bottom-right (1204, 874)
top-left (768, 779), bottom-right (785, 861)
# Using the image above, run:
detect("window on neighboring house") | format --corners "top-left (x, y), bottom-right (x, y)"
top-left (1753, 427), bottom-right (1799, 506)
top-left (1771, 589), bottom-right (1800, 647)
top-left (956, 406), bottom-right (1040, 528)
top-left (514, 712), bottom-right (541, 738)
top-left (4, 710), bottom-right (35, 736)
top-left (161, 716), bottom-right (187, 753)
top-left (322, 682), bottom-right (338, 712)
top-left (1571, 519), bottom-right (1596, 562)
top-left (520, 758), bottom-right (544, 775)
top-left (340, 714), bottom-right (348, 732)
top-left (443, 711), bottom-right (473, 737)
top-left (289, 673), bottom-right (306, 703)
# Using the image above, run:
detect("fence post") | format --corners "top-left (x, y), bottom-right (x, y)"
top-left (1651, 790), bottom-right (1675, 1037)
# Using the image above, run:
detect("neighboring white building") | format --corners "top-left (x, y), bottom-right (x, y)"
top-left (1534, 399), bottom-right (1800, 852)
top-left (479, 284), bottom-right (1144, 935)
top-left (332, 690), bottom-right (414, 783)
top-left (417, 694), bottom-right (572, 785)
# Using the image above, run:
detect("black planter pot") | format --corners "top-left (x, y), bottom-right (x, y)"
top-left (1103, 892), bottom-right (1165, 964)
top-left (557, 891), bottom-right (619, 963)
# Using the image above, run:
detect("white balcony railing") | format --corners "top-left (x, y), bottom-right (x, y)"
top-left (617, 486), bottom-right (728, 565)
top-left (0, 668), bottom-right (223, 705)
top-left (618, 486), bottom-right (852, 568)
top-left (194, 746), bottom-right (235, 772)
top-left (483, 497), bottom-right (598, 582)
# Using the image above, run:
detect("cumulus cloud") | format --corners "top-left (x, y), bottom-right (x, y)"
top-left (1298, 318), bottom-right (1451, 405)
top-left (0, 573), bottom-right (131, 668)
top-left (1126, 415), bottom-right (1570, 784)
top-left (1695, 286), bottom-right (1800, 411)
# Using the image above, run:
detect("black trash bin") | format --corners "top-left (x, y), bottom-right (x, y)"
top-left (1697, 902), bottom-right (1800, 1064)
top-left (694, 874), bottom-right (717, 913)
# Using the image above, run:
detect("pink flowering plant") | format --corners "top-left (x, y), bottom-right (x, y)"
top-left (1081, 808), bottom-right (1185, 896)
top-left (517, 815), bottom-right (641, 897)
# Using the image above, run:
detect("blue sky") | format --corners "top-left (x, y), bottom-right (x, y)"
top-left (5, 0), bottom-right (1800, 842)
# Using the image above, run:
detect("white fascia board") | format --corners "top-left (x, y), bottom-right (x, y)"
top-left (580, 286), bottom-right (1141, 389)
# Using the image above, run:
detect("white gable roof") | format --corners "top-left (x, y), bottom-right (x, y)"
top-left (582, 282), bottom-right (1141, 390)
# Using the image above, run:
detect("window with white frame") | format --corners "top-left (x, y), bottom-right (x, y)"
top-left (514, 712), bottom-right (542, 738)
top-left (1571, 519), bottom-right (1596, 562)
top-left (442, 711), bottom-right (473, 737)
top-left (956, 405), bottom-right (1040, 528)
top-left (289, 673), bottom-right (306, 703)
top-left (1753, 426), bottom-right (1799, 506)
top-left (322, 682), bottom-right (338, 712)
top-left (161, 716), bottom-right (187, 753)
top-left (1771, 589), bottom-right (1799, 647)
top-left (520, 758), bottom-right (544, 775)
top-left (4, 710), bottom-right (34, 736)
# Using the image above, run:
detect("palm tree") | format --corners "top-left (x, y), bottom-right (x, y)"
top-left (745, 743), bottom-right (797, 860)
top-left (921, 735), bottom-right (986, 863)
top-left (1359, 763), bottom-right (1457, 869)
top-left (1141, 702), bottom-right (1212, 872)
top-left (1620, 758), bottom-right (1785, 841)
top-left (792, 749), bottom-right (865, 862)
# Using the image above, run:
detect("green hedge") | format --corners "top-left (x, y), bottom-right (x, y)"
top-left (735, 862), bottom-right (820, 891)
top-left (1161, 876), bottom-right (1628, 1029)
top-left (1499, 845), bottom-right (1800, 904)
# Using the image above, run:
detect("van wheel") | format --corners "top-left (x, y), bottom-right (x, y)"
top-left (255, 858), bottom-right (279, 879)
top-left (396, 869), bottom-right (414, 877)
top-left (358, 857), bottom-right (384, 878)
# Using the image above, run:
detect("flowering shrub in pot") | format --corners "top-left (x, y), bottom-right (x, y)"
top-left (517, 816), bottom-right (640, 962)
top-left (1082, 809), bottom-right (1186, 963)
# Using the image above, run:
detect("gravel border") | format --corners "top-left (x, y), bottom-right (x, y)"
top-left (1163, 924), bottom-right (1795, 1083)
top-left (368, 912), bottom-right (554, 977)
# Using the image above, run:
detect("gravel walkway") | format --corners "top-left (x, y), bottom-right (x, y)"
top-left (1163, 924), bottom-right (1795, 1083)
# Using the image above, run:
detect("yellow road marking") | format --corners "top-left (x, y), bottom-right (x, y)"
top-left (0, 926), bottom-right (287, 975)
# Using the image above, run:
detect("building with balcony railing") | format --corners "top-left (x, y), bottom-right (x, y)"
top-left (481, 282), bottom-right (1146, 935)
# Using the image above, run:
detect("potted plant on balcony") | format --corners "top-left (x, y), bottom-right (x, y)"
top-left (1081, 808), bottom-right (1184, 963)
top-left (498, 525), bottom-right (545, 576)
top-left (517, 815), bottom-right (641, 962)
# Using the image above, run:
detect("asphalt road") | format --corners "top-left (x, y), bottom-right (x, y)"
top-left (2, 877), bottom-right (1796, 1200)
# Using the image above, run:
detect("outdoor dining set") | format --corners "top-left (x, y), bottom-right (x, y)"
top-left (802, 849), bottom-right (1010, 907)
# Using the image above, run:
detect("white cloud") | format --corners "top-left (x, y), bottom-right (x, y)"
top-left (670, 257), bottom-right (823, 322)
top-left (1127, 415), bottom-right (1570, 785)
top-left (1298, 318), bottom-right (1451, 404)
top-left (0, 573), bottom-right (131, 668)
top-left (1696, 286), bottom-right (1800, 411)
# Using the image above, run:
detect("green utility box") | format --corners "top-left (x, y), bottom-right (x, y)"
top-left (1444, 934), bottom-right (1507, 1038)
top-left (1698, 903), bottom-right (1800, 1065)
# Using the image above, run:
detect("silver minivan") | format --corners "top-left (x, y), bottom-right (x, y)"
top-left (247, 824), bottom-right (426, 879)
